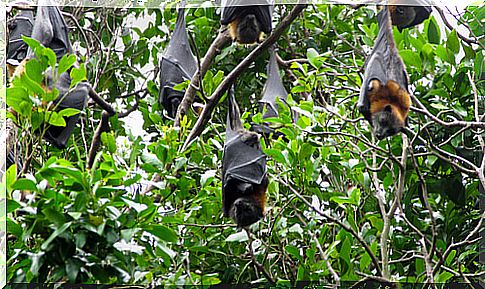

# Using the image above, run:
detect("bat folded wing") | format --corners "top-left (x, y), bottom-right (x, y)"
top-left (43, 70), bottom-right (89, 149)
top-left (159, 7), bottom-right (197, 118)
top-left (7, 9), bottom-right (34, 66)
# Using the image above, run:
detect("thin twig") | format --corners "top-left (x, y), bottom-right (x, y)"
top-left (279, 179), bottom-right (383, 277)
top-left (244, 228), bottom-right (276, 283)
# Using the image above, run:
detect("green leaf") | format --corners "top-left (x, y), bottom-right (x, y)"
top-left (70, 64), bottom-right (87, 87)
top-left (41, 222), bottom-right (72, 250)
top-left (6, 164), bottom-right (17, 195)
top-left (45, 111), bottom-right (67, 127)
top-left (7, 219), bottom-right (22, 237)
top-left (7, 87), bottom-right (31, 117)
top-left (446, 30), bottom-right (460, 54)
top-left (340, 237), bottom-right (352, 275)
top-left (42, 48), bottom-right (57, 67)
top-left (307, 48), bottom-right (323, 69)
top-left (435, 45), bottom-right (455, 64)
top-left (101, 132), bottom-right (117, 154)
top-left (445, 250), bottom-right (456, 266)
top-left (400, 50), bottom-right (422, 70)
top-left (427, 18), bottom-right (441, 44)
top-left (22, 36), bottom-right (42, 58)
top-left (145, 225), bottom-right (178, 243)
top-left (43, 87), bottom-right (59, 102)
top-left (436, 271), bottom-right (454, 283)
top-left (42, 208), bottom-right (67, 227)
top-left (25, 59), bottom-right (44, 83)
top-left (7, 199), bottom-right (21, 214)
top-left (285, 245), bottom-right (302, 262)
top-left (12, 179), bottom-right (37, 192)
top-left (58, 54), bottom-right (77, 75)
top-left (265, 148), bottom-right (287, 165)
top-left (58, 108), bottom-right (81, 117)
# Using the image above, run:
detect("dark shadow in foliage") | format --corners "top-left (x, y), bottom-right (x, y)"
top-left (158, 3), bottom-right (197, 119)
top-left (29, 0), bottom-right (88, 149)
top-left (357, 6), bottom-right (411, 140)
top-left (222, 87), bottom-right (268, 227)
top-left (220, 0), bottom-right (273, 44)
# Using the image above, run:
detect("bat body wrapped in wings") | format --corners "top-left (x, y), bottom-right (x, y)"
top-left (252, 47), bottom-right (289, 136)
top-left (27, 0), bottom-right (88, 148)
top-left (7, 8), bottom-right (34, 77)
top-left (389, 0), bottom-right (432, 31)
top-left (222, 88), bottom-right (268, 227)
top-left (260, 48), bottom-right (288, 119)
top-left (159, 5), bottom-right (197, 118)
top-left (220, 0), bottom-right (273, 44)
top-left (357, 6), bottom-right (411, 140)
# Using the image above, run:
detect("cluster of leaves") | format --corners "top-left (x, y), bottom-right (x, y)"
top-left (6, 2), bottom-right (484, 286)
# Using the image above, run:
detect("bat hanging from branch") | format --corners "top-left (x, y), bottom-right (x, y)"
top-left (252, 46), bottom-right (289, 136)
top-left (220, 0), bottom-right (273, 45)
top-left (357, 5), bottom-right (411, 140)
top-left (26, 0), bottom-right (88, 149)
top-left (159, 2), bottom-right (198, 119)
top-left (222, 87), bottom-right (268, 227)
top-left (388, 0), bottom-right (432, 31)
top-left (6, 7), bottom-right (34, 79)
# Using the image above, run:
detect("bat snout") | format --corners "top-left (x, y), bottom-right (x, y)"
top-left (236, 14), bottom-right (261, 44)
top-left (231, 197), bottom-right (263, 227)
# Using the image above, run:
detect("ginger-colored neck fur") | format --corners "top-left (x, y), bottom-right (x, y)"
top-left (368, 79), bottom-right (411, 123)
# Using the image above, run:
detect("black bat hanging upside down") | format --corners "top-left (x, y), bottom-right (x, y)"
top-left (222, 87), bottom-right (268, 227)
top-left (388, 0), bottom-right (432, 31)
top-left (6, 7), bottom-right (34, 79)
top-left (357, 5), bottom-right (411, 140)
top-left (10, 0), bottom-right (89, 149)
top-left (159, 3), bottom-right (197, 118)
top-left (220, 0), bottom-right (273, 45)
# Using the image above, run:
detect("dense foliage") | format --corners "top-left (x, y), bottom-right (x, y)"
top-left (5, 2), bottom-right (485, 286)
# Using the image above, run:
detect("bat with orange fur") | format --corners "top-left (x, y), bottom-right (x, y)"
top-left (222, 87), bottom-right (268, 227)
top-left (358, 5), bottom-right (411, 140)
top-left (220, 0), bottom-right (273, 45)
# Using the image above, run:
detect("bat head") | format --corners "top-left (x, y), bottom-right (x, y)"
top-left (367, 79), bottom-right (410, 139)
top-left (371, 104), bottom-right (404, 140)
top-left (239, 129), bottom-right (260, 146)
top-left (233, 13), bottom-right (261, 44)
top-left (229, 195), bottom-right (264, 227)
top-left (389, 5), bottom-right (416, 30)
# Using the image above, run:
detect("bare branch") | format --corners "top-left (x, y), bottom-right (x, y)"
top-left (279, 179), bottom-right (383, 277)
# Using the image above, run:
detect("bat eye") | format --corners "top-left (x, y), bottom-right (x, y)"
top-left (396, 7), bottom-right (405, 14)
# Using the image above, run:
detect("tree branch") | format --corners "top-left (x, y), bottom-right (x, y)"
top-left (174, 29), bottom-right (232, 126)
top-left (181, 3), bottom-right (308, 151)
